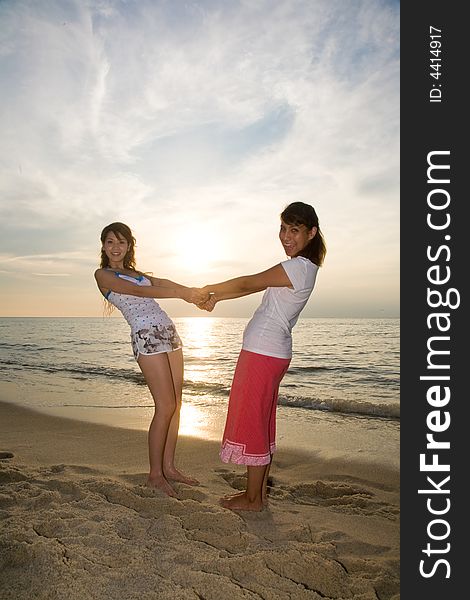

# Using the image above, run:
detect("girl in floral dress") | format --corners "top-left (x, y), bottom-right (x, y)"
top-left (95, 222), bottom-right (208, 497)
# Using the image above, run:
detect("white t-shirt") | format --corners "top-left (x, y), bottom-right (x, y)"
top-left (242, 256), bottom-right (318, 359)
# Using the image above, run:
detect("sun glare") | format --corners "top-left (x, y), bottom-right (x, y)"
top-left (178, 400), bottom-right (226, 442)
top-left (181, 246), bottom-right (211, 272)
top-left (178, 402), bottom-right (206, 438)
top-left (176, 225), bottom-right (225, 273)
top-left (177, 317), bottom-right (222, 439)
top-left (179, 317), bottom-right (216, 360)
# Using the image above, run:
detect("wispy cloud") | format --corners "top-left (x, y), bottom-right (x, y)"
top-left (32, 273), bottom-right (71, 277)
top-left (0, 0), bottom-right (399, 316)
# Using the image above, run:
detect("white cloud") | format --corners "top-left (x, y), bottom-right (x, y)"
top-left (32, 273), bottom-right (71, 277)
top-left (0, 0), bottom-right (399, 316)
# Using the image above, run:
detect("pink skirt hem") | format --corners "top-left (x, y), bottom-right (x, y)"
top-left (220, 439), bottom-right (276, 466)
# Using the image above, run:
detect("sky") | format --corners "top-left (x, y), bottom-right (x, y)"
top-left (0, 0), bottom-right (399, 318)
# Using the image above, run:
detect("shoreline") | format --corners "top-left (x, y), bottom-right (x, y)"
top-left (0, 376), bottom-right (400, 474)
top-left (0, 399), bottom-right (399, 599)
top-left (0, 399), bottom-right (399, 484)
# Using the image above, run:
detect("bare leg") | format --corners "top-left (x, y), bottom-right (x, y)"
top-left (163, 349), bottom-right (199, 485)
top-left (222, 455), bottom-right (272, 506)
top-left (220, 464), bottom-right (268, 511)
top-left (262, 455), bottom-right (273, 505)
top-left (137, 353), bottom-right (177, 497)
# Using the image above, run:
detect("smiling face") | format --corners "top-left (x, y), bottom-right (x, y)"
top-left (102, 231), bottom-right (130, 268)
top-left (279, 219), bottom-right (316, 257)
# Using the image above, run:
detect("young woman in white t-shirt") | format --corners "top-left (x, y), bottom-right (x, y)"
top-left (200, 202), bottom-right (326, 511)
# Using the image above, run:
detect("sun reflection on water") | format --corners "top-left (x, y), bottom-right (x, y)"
top-left (179, 402), bottom-right (205, 437)
top-left (179, 317), bottom-right (217, 359)
top-left (178, 317), bottom-right (221, 438)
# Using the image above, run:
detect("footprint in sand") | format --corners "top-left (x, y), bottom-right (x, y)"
top-left (287, 480), bottom-right (397, 519)
top-left (180, 507), bottom-right (252, 552)
top-left (218, 471), bottom-right (247, 491)
top-left (47, 464), bottom-right (65, 474)
top-left (0, 451), bottom-right (14, 460)
top-left (288, 480), bottom-right (373, 507)
top-left (178, 487), bottom-right (207, 502)
top-left (0, 466), bottom-right (28, 483)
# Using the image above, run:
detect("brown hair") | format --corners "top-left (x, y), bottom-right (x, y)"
top-left (280, 202), bottom-right (326, 266)
top-left (100, 222), bottom-right (137, 271)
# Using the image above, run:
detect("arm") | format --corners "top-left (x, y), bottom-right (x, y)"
top-left (197, 264), bottom-right (292, 311)
top-left (147, 275), bottom-right (212, 305)
top-left (203, 264), bottom-right (292, 298)
top-left (147, 275), bottom-right (185, 289)
top-left (94, 269), bottom-right (208, 304)
top-left (212, 291), bottom-right (254, 301)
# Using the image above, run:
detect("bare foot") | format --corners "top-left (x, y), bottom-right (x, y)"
top-left (164, 468), bottom-right (200, 486)
top-left (222, 490), bottom-right (245, 499)
top-left (146, 475), bottom-right (177, 497)
top-left (222, 490), bottom-right (268, 507)
top-left (219, 492), bottom-right (264, 512)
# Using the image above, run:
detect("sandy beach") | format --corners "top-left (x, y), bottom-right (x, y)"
top-left (0, 400), bottom-right (399, 599)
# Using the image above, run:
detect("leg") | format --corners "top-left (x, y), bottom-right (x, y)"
top-left (262, 361), bottom-right (289, 504)
top-left (162, 349), bottom-right (199, 485)
top-left (262, 455), bottom-right (273, 504)
top-left (220, 464), bottom-right (268, 511)
top-left (222, 455), bottom-right (272, 506)
top-left (137, 353), bottom-right (178, 497)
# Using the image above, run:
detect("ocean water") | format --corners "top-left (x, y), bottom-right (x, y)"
top-left (0, 317), bottom-right (399, 426)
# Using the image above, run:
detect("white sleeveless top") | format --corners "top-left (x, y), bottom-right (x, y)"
top-left (105, 272), bottom-right (176, 334)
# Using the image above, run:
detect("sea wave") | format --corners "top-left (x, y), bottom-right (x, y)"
top-left (0, 359), bottom-right (231, 396)
top-left (56, 390), bottom-right (400, 421)
top-left (0, 359), bottom-right (147, 386)
top-left (277, 394), bottom-right (400, 420)
top-left (0, 359), bottom-right (399, 420)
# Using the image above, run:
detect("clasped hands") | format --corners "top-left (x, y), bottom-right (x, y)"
top-left (185, 287), bottom-right (217, 312)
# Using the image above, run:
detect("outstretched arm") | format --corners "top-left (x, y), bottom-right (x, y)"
top-left (209, 290), bottom-right (257, 301)
top-left (147, 275), bottom-right (188, 289)
top-left (198, 264), bottom-right (292, 311)
top-left (95, 269), bottom-right (208, 304)
top-left (204, 264), bottom-right (292, 298)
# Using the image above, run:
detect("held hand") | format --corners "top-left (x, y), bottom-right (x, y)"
top-left (197, 294), bottom-right (217, 312)
top-left (185, 287), bottom-right (210, 305)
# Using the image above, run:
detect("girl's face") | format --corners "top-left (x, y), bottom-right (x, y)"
top-left (102, 231), bottom-right (129, 266)
top-left (279, 219), bottom-right (316, 257)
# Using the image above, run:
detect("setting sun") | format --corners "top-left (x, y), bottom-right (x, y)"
top-left (174, 226), bottom-right (225, 273)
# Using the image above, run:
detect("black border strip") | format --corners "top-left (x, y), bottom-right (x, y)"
top-left (401, 2), bottom-right (466, 597)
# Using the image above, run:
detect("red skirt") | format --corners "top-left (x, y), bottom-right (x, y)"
top-left (220, 349), bottom-right (291, 466)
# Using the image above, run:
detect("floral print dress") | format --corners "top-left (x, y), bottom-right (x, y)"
top-left (104, 271), bottom-right (182, 360)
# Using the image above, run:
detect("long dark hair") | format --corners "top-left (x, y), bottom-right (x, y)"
top-left (280, 202), bottom-right (326, 266)
top-left (100, 222), bottom-right (137, 271)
